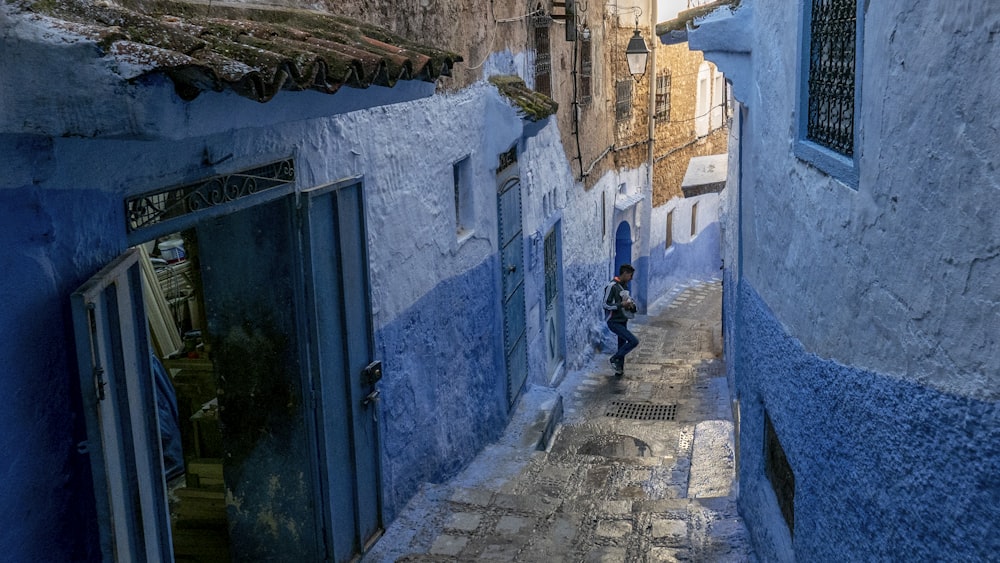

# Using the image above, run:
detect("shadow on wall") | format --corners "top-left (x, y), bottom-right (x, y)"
top-left (372, 256), bottom-right (507, 521)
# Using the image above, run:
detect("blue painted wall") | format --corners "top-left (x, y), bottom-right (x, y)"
top-left (645, 220), bottom-right (722, 305)
top-left (731, 281), bottom-right (1000, 562)
top-left (0, 184), bottom-right (128, 560)
top-left (373, 256), bottom-right (508, 520)
top-left (0, 80), bottom-right (527, 557)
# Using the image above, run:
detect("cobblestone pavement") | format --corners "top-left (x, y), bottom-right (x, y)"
top-left (364, 279), bottom-right (756, 563)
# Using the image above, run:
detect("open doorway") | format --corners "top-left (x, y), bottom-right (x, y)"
top-left (72, 175), bottom-right (383, 562)
top-left (139, 228), bottom-right (229, 562)
top-left (614, 220), bottom-right (633, 280)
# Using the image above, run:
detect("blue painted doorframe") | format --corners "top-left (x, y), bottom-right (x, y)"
top-left (614, 221), bottom-right (632, 279)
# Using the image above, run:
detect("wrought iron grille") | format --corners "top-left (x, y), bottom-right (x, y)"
top-left (498, 146), bottom-right (517, 173)
top-left (534, 18), bottom-right (552, 96)
top-left (126, 159), bottom-right (294, 233)
top-left (615, 79), bottom-right (633, 122)
top-left (544, 229), bottom-right (557, 306)
top-left (806, 0), bottom-right (856, 156)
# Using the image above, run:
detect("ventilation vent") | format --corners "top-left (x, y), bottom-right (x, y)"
top-left (765, 411), bottom-right (795, 535)
top-left (605, 401), bottom-right (677, 421)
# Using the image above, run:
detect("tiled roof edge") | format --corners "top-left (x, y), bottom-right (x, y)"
top-left (488, 75), bottom-right (559, 122)
top-left (11, 0), bottom-right (463, 102)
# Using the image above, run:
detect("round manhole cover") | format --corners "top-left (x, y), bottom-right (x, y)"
top-left (578, 434), bottom-right (654, 458)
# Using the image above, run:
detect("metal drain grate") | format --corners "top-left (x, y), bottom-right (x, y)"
top-left (605, 401), bottom-right (677, 421)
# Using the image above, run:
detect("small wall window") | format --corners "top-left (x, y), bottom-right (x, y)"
top-left (690, 202), bottom-right (698, 237)
top-left (665, 210), bottom-right (674, 249)
top-left (805, 0), bottom-right (856, 156)
top-left (615, 79), bottom-right (633, 122)
top-left (795, 0), bottom-right (862, 187)
top-left (655, 72), bottom-right (672, 121)
top-left (453, 156), bottom-right (473, 236)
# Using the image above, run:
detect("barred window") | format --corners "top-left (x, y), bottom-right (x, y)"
top-left (580, 34), bottom-right (593, 104)
top-left (615, 79), bottom-right (633, 122)
top-left (806, 0), bottom-right (856, 156)
top-left (534, 17), bottom-right (552, 96)
top-left (655, 72), bottom-right (671, 120)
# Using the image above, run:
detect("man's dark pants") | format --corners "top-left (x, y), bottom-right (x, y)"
top-left (607, 320), bottom-right (639, 367)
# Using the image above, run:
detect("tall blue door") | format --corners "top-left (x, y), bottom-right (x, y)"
top-left (615, 221), bottom-right (632, 278)
top-left (300, 179), bottom-right (383, 560)
top-left (497, 147), bottom-right (528, 407)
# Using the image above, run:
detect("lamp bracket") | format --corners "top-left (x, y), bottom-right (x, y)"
top-left (604, 3), bottom-right (642, 26)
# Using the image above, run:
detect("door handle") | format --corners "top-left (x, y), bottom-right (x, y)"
top-left (363, 389), bottom-right (380, 407)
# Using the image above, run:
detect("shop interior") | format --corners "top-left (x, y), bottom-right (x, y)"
top-left (140, 229), bottom-right (230, 562)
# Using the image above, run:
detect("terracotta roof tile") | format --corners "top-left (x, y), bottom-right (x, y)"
top-left (10, 0), bottom-right (462, 102)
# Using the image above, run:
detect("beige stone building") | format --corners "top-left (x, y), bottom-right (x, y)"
top-left (305, 0), bottom-right (726, 199)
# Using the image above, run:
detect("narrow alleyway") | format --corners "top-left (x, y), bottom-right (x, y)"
top-left (365, 279), bottom-right (755, 562)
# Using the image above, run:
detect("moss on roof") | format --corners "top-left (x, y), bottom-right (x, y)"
top-left (488, 75), bottom-right (558, 122)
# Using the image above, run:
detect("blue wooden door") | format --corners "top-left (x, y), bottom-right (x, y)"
top-left (497, 148), bottom-right (528, 406)
top-left (300, 179), bottom-right (382, 561)
top-left (71, 249), bottom-right (173, 563)
top-left (196, 196), bottom-right (323, 561)
top-left (543, 226), bottom-right (564, 381)
top-left (614, 221), bottom-right (632, 279)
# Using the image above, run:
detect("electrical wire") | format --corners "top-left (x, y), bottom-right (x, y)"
top-left (464, 1), bottom-right (498, 71)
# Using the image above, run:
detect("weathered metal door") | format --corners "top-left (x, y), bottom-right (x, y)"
top-left (71, 249), bottom-right (173, 563)
top-left (543, 226), bottom-right (564, 381)
top-left (196, 196), bottom-right (323, 561)
top-left (300, 179), bottom-right (383, 561)
top-left (497, 147), bottom-right (528, 406)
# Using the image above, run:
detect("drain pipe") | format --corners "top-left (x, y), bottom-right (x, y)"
top-left (636, 0), bottom-right (657, 312)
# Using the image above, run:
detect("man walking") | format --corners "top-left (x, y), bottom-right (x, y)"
top-left (604, 264), bottom-right (639, 376)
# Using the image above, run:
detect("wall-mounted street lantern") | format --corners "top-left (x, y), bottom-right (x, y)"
top-left (608, 5), bottom-right (650, 82)
top-left (625, 28), bottom-right (650, 81)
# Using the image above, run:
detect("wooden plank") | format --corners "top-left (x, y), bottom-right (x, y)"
top-left (186, 460), bottom-right (223, 480)
top-left (138, 245), bottom-right (183, 357)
